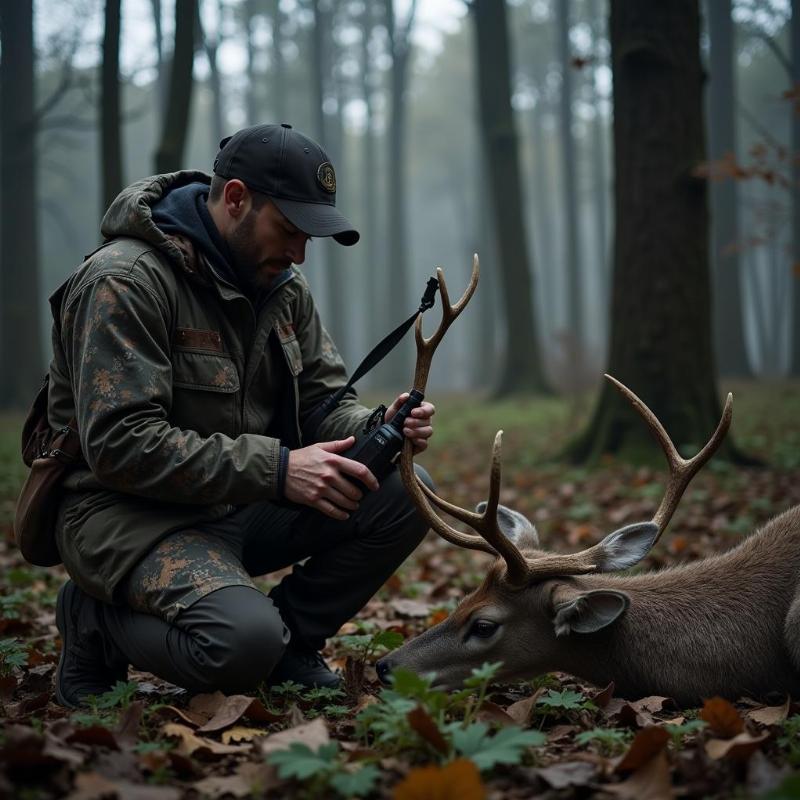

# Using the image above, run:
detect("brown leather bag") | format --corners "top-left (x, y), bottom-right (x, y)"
top-left (14, 376), bottom-right (81, 567)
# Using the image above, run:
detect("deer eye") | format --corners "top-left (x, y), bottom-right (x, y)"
top-left (468, 619), bottom-right (499, 639)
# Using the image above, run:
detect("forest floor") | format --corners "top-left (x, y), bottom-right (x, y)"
top-left (1, 380), bottom-right (800, 799)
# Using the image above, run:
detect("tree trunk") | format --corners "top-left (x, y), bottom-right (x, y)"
top-left (590, 0), bottom-right (610, 311)
top-left (198, 1), bottom-right (225, 146)
top-left (150, 0), bottom-right (167, 118)
top-left (569, 0), bottom-right (728, 463)
top-left (0, 0), bottom-right (43, 409)
top-left (556, 0), bottom-right (585, 350)
top-left (791, 0), bottom-right (800, 375)
top-left (244, 0), bottom-right (258, 126)
top-left (101, 0), bottom-right (123, 211)
top-left (270, 0), bottom-right (286, 121)
top-left (359, 4), bottom-right (381, 359)
top-left (154, 0), bottom-right (196, 174)
top-left (378, 0), bottom-right (417, 388)
top-left (707, 0), bottom-right (750, 376)
top-left (472, 0), bottom-right (549, 394)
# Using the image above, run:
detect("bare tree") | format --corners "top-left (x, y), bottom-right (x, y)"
top-left (570, 0), bottom-right (728, 461)
top-left (707, 0), bottom-right (750, 376)
top-left (556, 0), bottom-right (585, 352)
top-left (154, 0), bottom-right (197, 173)
top-left (198, 0), bottom-right (225, 147)
top-left (101, 0), bottom-right (124, 211)
top-left (472, 0), bottom-right (549, 394)
top-left (792, 0), bottom-right (800, 376)
top-left (0, 0), bottom-right (43, 409)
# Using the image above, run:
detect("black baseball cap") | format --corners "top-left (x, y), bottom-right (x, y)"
top-left (213, 122), bottom-right (360, 246)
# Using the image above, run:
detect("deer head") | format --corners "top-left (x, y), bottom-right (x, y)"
top-left (378, 261), bottom-right (733, 688)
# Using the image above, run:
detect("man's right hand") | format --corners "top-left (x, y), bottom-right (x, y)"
top-left (284, 437), bottom-right (379, 520)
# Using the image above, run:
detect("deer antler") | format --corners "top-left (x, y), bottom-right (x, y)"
top-left (399, 281), bottom-right (733, 587)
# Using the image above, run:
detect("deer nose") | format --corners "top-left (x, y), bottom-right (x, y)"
top-left (376, 659), bottom-right (392, 685)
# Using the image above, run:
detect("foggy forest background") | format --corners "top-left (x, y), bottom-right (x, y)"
top-left (1, 0), bottom-right (798, 429)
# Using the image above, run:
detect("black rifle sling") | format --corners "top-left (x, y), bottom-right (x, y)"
top-left (303, 277), bottom-right (439, 441)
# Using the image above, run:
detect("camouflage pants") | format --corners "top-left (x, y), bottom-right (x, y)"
top-left (116, 467), bottom-right (431, 663)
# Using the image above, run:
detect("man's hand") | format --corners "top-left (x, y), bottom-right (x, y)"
top-left (385, 392), bottom-right (436, 453)
top-left (284, 438), bottom-right (379, 520)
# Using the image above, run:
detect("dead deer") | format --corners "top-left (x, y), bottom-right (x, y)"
top-left (377, 259), bottom-right (800, 706)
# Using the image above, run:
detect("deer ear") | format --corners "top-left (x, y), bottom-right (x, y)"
top-left (593, 522), bottom-right (659, 572)
top-left (552, 589), bottom-right (630, 636)
top-left (476, 502), bottom-right (540, 549)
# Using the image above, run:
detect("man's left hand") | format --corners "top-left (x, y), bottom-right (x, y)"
top-left (385, 393), bottom-right (435, 454)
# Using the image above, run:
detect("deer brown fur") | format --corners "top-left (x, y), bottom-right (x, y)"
top-left (381, 504), bottom-right (800, 705)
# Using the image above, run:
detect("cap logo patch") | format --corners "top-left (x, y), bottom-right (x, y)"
top-left (317, 162), bottom-right (336, 193)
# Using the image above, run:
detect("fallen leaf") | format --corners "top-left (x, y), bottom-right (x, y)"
top-left (161, 723), bottom-right (249, 759)
top-left (506, 688), bottom-right (544, 726)
top-left (615, 726), bottom-right (670, 773)
top-left (393, 758), bottom-right (485, 799)
top-left (260, 717), bottom-right (330, 757)
top-left (66, 725), bottom-right (120, 751)
top-left (151, 705), bottom-right (208, 727)
top-left (197, 695), bottom-right (283, 732)
top-left (745, 697), bottom-right (791, 727)
top-left (592, 682), bottom-right (615, 709)
top-left (606, 750), bottom-right (673, 799)
top-left (116, 700), bottom-right (144, 744)
top-left (536, 761), bottom-right (597, 789)
top-left (633, 696), bottom-right (675, 714)
top-left (391, 598), bottom-right (432, 618)
top-left (705, 730), bottom-right (769, 761)
top-left (221, 726), bottom-right (268, 744)
top-left (67, 771), bottom-right (182, 800)
top-left (428, 609), bottom-right (449, 625)
top-left (605, 699), bottom-right (654, 729)
top-left (476, 700), bottom-right (516, 727)
top-left (699, 696), bottom-right (745, 738)
top-left (407, 706), bottom-right (449, 754)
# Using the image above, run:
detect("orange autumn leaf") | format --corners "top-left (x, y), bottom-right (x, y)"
top-left (407, 706), bottom-right (449, 755)
top-left (393, 759), bottom-right (485, 800)
top-left (699, 697), bottom-right (744, 738)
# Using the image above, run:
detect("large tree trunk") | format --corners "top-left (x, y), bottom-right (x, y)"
top-left (198, 1), bottom-right (225, 147)
top-left (472, 0), bottom-right (549, 394)
top-left (244, 0), bottom-right (258, 126)
top-left (0, 0), bottom-right (42, 409)
top-left (707, 0), bottom-right (750, 376)
top-left (379, 0), bottom-right (417, 388)
top-left (359, 4), bottom-right (381, 358)
top-left (154, 0), bottom-right (196, 174)
top-left (150, 0), bottom-right (167, 119)
top-left (556, 0), bottom-right (585, 350)
top-left (269, 0), bottom-right (286, 121)
top-left (569, 0), bottom-right (727, 462)
top-left (101, 0), bottom-right (124, 211)
top-left (791, 0), bottom-right (800, 376)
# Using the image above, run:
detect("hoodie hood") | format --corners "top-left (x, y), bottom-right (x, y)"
top-left (100, 171), bottom-right (212, 277)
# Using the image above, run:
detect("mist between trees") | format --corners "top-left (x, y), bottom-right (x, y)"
top-left (1, 0), bottom-right (798, 454)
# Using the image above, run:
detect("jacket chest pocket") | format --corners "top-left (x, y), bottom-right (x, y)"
top-left (276, 324), bottom-right (303, 377)
top-left (171, 349), bottom-right (241, 437)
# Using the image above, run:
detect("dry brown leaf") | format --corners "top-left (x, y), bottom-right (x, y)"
top-left (605, 699), bottom-right (654, 729)
top-left (506, 688), bottom-right (544, 726)
top-left (699, 697), bottom-right (745, 738)
top-left (536, 761), bottom-right (597, 789)
top-left (260, 717), bottom-right (329, 757)
top-left (633, 696), bottom-right (675, 714)
top-left (197, 695), bottom-right (283, 733)
top-left (221, 726), bottom-right (267, 745)
top-left (407, 706), bottom-right (449, 754)
top-left (705, 730), bottom-right (769, 761)
top-left (606, 750), bottom-right (674, 799)
top-left (161, 723), bottom-right (249, 759)
top-left (192, 764), bottom-right (279, 800)
top-left (615, 726), bottom-right (670, 773)
top-left (67, 771), bottom-right (182, 800)
top-left (115, 700), bottom-right (144, 745)
top-left (188, 691), bottom-right (228, 720)
top-left (476, 700), bottom-right (516, 727)
top-left (391, 598), bottom-right (432, 618)
top-left (745, 697), bottom-right (791, 727)
top-left (592, 682), bottom-right (615, 709)
top-left (151, 704), bottom-right (209, 727)
top-left (66, 725), bottom-right (120, 751)
top-left (393, 758), bottom-right (485, 800)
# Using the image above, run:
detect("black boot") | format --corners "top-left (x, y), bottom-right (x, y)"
top-left (55, 580), bottom-right (128, 709)
top-left (266, 639), bottom-right (341, 690)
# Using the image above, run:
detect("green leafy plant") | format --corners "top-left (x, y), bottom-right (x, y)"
top-left (575, 727), bottom-right (631, 756)
top-left (535, 688), bottom-right (595, 719)
top-left (665, 718), bottom-right (708, 747)
top-left (267, 741), bottom-right (379, 798)
top-left (777, 715), bottom-right (800, 767)
top-left (0, 637), bottom-right (28, 676)
top-left (337, 628), bottom-right (405, 663)
top-left (71, 680), bottom-right (139, 727)
top-left (447, 721), bottom-right (546, 770)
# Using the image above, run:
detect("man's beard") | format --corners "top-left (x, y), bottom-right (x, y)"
top-left (226, 211), bottom-right (290, 296)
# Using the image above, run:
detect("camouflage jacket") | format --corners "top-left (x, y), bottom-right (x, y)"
top-left (47, 171), bottom-right (371, 603)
